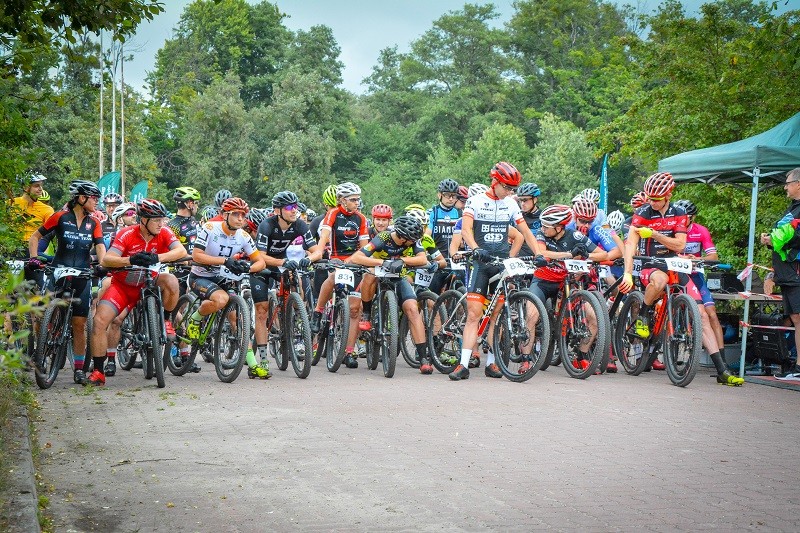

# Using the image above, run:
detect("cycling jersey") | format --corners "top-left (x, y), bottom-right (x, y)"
top-left (428, 205), bottom-right (461, 257)
top-left (566, 220), bottom-right (618, 252)
top-left (320, 206), bottom-right (369, 259)
top-left (12, 196), bottom-right (54, 243)
top-left (518, 210), bottom-right (541, 257)
top-left (167, 215), bottom-right (200, 254)
top-left (192, 221), bottom-right (257, 278)
top-left (361, 231), bottom-right (424, 260)
top-left (534, 230), bottom-right (597, 283)
top-left (108, 225), bottom-right (181, 287)
top-left (684, 222), bottom-right (716, 257)
top-left (256, 216), bottom-right (316, 259)
top-left (630, 204), bottom-right (687, 257)
top-left (37, 210), bottom-right (104, 269)
top-left (462, 192), bottom-right (523, 258)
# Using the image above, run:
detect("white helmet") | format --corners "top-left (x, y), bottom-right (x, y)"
top-left (468, 183), bottom-right (489, 198)
top-left (579, 188), bottom-right (601, 204)
top-left (607, 210), bottom-right (625, 232)
top-left (405, 208), bottom-right (429, 227)
top-left (111, 202), bottom-right (136, 225)
top-left (336, 182), bottom-right (361, 198)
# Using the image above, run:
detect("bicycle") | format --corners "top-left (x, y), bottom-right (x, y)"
top-left (264, 266), bottom-right (313, 379)
top-left (33, 265), bottom-right (93, 389)
top-left (359, 262), bottom-right (406, 378)
top-left (427, 255), bottom-right (551, 382)
top-left (613, 256), bottom-right (703, 387)
top-left (312, 262), bottom-right (359, 373)
top-left (171, 265), bottom-right (251, 383)
top-left (399, 268), bottom-right (440, 369)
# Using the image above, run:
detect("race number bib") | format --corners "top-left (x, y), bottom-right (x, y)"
top-left (563, 259), bottom-right (590, 274)
top-left (665, 257), bottom-right (692, 274)
top-left (414, 269), bottom-right (433, 287)
top-left (632, 259), bottom-right (643, 278)
top-left (598, 265), bottom-right (611, 278)
top-left (6, 260), bottom-right (24, 275)
top-left (503, 258), bottom-right (528, 277)
top-left (54, 267), bottom-right (83, 280)
top-left (334, 268), bottom-right (354, 287)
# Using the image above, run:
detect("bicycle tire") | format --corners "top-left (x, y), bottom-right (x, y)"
top-left (145, 296), bottom-right (166, 388)
top-left (286, 292), bottom-right (312, 378)
top-left (116, 313), bottom-right (138, 371)
top-left (379, 290), bottom-right (399, 378)
top-left (214, 294), bottom-right (249, 383)
top-left (427, 290), bottom-right (466, 374)
top-left (538, 299), bottom-right (556, 371)
top-left (365, 295), bottom-right (381, 371)
top-left (400, 290), bottom-right (438, 368)
top-left (612, 290), bottom-right (650, 375)
top-left (313, 331), bottom-right (326, 367)
top-left (664, 293), bottom-right (702, 387)
top-left (267, 292), bottom-right (287, 371)
top-left (591, 290), bottom-right (613, 374)
top-left (168, 293), bottom-right (198, 376)
top-left (327, 297), bottom-right (349, 373)
top-left (35, 300), bottom-right (68, 389)
top-left (558, 290), bottom-right (606, 379)
top-left (493, 291), bottom-right (550, 382)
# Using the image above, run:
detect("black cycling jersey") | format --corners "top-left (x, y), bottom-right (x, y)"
top-left (167, 214), bottom-right (200, 254)
top-left (38, 210), bottom-right (104, 269)
top-left (361, 231), bottom-right (424, 260)
top-left (518, 209), bottom-right (541, 257)
top-left (256, 216), bottom-right (316, 259)
top-left (534, 229), bottom-right (596, 283)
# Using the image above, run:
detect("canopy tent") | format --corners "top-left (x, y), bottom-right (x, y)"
top-left (658, 112), bottom-right (800, 376)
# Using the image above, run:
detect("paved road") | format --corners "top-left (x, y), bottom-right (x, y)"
top-left (36, 359), bottom-right (800, 532)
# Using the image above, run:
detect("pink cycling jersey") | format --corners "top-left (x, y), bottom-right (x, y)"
top-left (684, 222), bottom-right (716, 258)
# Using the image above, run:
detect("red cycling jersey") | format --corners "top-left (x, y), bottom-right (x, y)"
top-left (630, 203), bottom-right (687, 257)
top-left (320, 206), bottom-right (369, 259)
top-left (108, 225), bottom-right (180, 286)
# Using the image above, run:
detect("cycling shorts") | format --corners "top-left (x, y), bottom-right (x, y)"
top-left (640, 267), bottom-right (702, 302)
top-left (689, 272), bottom-right (714, 307)
top-left (47, 276), bottom-right (91, 318)
top-left (99, 280), bottom-right (142, 314)
top-left (467, 261), bottom-right (503, 297)
top-left (527, 279), bottom-right (561, 307)
top-left (188, 274), bottom-right (226, 301)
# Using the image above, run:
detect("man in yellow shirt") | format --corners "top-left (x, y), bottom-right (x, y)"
top-left (11, 173), bottom-right (54, 290)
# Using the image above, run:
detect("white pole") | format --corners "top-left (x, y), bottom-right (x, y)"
top-left (738, 166), bottom-right (760, 377)
top-left (99, 31), bottom-right (104, 179)
top-left (111, 43), bottom-right (117, 172)
top-left (120, 45), bottom-right (126, 197)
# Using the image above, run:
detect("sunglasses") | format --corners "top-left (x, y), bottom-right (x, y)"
top-left (441, 193), bottom-right (458, 199)
top-left (123, 210), bottom-right (136, 217)
top-left (647, 196), bottom-right (666, 202)
top-left (283, 204), bottom-right (299, 211)
top-left (577, 217), bottom-right (594, 224)
top-left (499, 183), bottom-right (517, 193)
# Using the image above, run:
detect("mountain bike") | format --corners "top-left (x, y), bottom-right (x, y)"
top-left (313, 262), bottom-right (359, 373)
top-left (360, 263), bottom-right (404, 378)
top-left (265, 266), bottom-right (312, 379)
top-left (399, 269), bottom-right (439, 369)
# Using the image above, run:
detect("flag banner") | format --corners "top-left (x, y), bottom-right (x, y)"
top-left (129, 180), bottom-right (148, 204)
top-left (98, 171), bottom-right (121, 200)
top-left (599, 153), bottom-right (609, 212)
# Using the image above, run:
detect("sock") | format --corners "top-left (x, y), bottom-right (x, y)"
top-left (362, 300), bottom-right (373, 316)
top-left (485, 351), bottom-right (495, 366)
top-left (257, 344), bottom-right (269, 361)
top-left (179, 347), bottom-right (190, 358)
top-left (191, 310), bottom-right (202, 322)
top-left (93, 356), bottom-right (106, 375)
top-left (415, 342), bottom-right (427, 362)
top-left (460, 348), bottom-right (472, 367)
top-left (163, 308), bottom-right (170, 321)
top-left (709, 351), bottom-right (728, 375)
top-left (245, 350), bottom-right (258, 368)
top-left (106, 348), bottom-right (116, 360)
top-left (73, 354), bottom-right (84, 371)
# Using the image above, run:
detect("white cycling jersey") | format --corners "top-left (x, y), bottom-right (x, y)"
top-left (191, 221), bottom-right (257, 278)
top-left (462, 192), bottom-right (524, 257)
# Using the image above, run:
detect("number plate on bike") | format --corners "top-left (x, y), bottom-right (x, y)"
top-left (414, 270), bottom-right (433, 287)
top-left (563, 259), bottom-right (590, 273)
top-left (54, 267), bottom-right (83, 280)
top-left (334, 268), bottom-right (354, 287)
top-left (665, 257), bottom-right (692, 274)
top-left (6, 260), bottom-right (24, 275)
top-left (503, 258), bottom-right (528, 277)
top-left (220, 266), bottom-right (247, 280)
top-left (598, 265), bottom-right (610, 278)
top-left (449, 259), bottom-right (466, 271)
top-left (632, 259), bottom-right (642, 277)
top-left (374, 265), bottom-right (399, 278)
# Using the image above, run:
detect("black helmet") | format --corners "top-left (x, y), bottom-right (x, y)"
top-left (393, 215), bottom-right (424, 242)
top-left (214, 189), bottom-right (232, 207)
top-left (438, 178), bottom-right (460, 194)
top-left (272, 190), bottom-right (299, 208)
top-left (68, 180), bottom-right (101, 199)
top-left (137, 198), bottom-right (169, 219)
top-left (674, 199), bottom-right (697, 216)
top-left (245, 209), bottom-right (267, 230)
top-left (297, 202), bottom-right (307, 213)
top-left (517, 182), bottom-right (541, 198)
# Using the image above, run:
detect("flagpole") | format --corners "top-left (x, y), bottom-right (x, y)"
top-left (120, 44), bottom-right (126, 197)
top-left (99, 30), bottom-right (104, 180)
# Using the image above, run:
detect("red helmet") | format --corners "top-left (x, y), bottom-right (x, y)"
top-left (630, 191), bottom-right (647, 209)
top-left (572, 199), bottom-right (597, 221)
top-left (221, 197), bottom-right (250, 213)
top-left (457, 185), bottom-right (468, 200)
top-left (540, 204), bottom-right (573, 227)
top-left (371, 204), bottom-right (393, 219)
top-left (643, 172), bottom-right (675, 199)
top-left (490, 162), bottom-right (521, 187)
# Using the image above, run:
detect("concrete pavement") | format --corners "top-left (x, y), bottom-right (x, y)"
top-left (35, 360), bottom-right (800, 531)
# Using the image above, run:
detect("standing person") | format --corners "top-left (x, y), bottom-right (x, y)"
top-left (11, 173), bottom-right (54, 289)
top-left (761, 167), bottom-right (800, 378)
top-left (426, 178), bottom-right (461, 258)
top-left (28, 180), bottom-right (106, 384)
top-left (101, 193), bottom-right (124, 245)
top-left (516, 182), bottom-right (542, 257)
top-left (167, 187), bottom-right (202, 255)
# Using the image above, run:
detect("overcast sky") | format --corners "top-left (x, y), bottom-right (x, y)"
top-left (123, 0), bottom-right (790, 95)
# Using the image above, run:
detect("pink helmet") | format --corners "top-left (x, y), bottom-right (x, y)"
top-left (371, 204), bottom-right (393, 219)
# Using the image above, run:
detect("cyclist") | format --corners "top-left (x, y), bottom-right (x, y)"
top-left (619, 173), bottom-right (743, 385)
top-left (449, 162), bottom-right (543, 381)
top-left (573, 188), bottom-right (608, 227)
top-left (516, 182), bottom-right (542, 257)
top-left (455, 185), bottom-right (468, 211)
top-left (298, 202), bottom-right (308, 222)
top-left (253, 191), bottom-right (322, 376)
top-left (167, 187), bottom-right (202, 255)
top-left (426, 178), bottom-right (461, 258)
top-left (306, 208), bottom-right (317, 220)
top-left (311, 182), bottom-right (370, 369)
top-left (348, 215), bottom-right (434, 373)
top-left (310, 185), bottom-right (339, 301)
top-left (623, 191), bottom-right (648, 236)
top-left (91, 199), bottom-right (187, 386)
top-left (244, 208), bottom-right (267, 240)
top-left (29, 180), bottom-right (106, 384)
top-left (11, 172), bottom-right (54, 289)
top-left (199, 205), bottom-right (220, 224)
top-left (449, 183), bottom-right (490, 259)
top-left (570, 199), bottom-right (622, 262)
top-left (370, 204), bottom-right (393, 239)
top-left (101, 192), bottom-right (124, 243)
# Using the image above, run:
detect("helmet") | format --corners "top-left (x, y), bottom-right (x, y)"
top-left (517, 182), bottom-right (541, 198)
top-left (579, 188), bottom-right (600, 204)
top-left (405, 208), bottom-right (429, 227)
top-left (437, 179), bottom-right (460, 194)
top-left (404, 203), bottom-right (425, 212)
top-left (103, 192), bottom-right (124, 205)
top-left (630, 191), bottom-right (647, 209)
top-left (607, 210), bottom-right (625, 232)
top-left (572, 199), bottom-right (597, 221)
top-left (214, 189), bottom-right (232, 207)
top-left (90, 210), bottom-right (107, 224)
top-left (221, 197), bottom-right (250, 213)
top-left (393, 215), bottom-right (424, 242)
top-left (272, 191), bottom-right (299, 208)
top-left (336, 182), bottom-right (361, 198)
top-left (39, 189), bottom-right (50, 203)
top-left (245, 209), bottom-right (266, 231)
top-left (199, 205), bottom-right (219, 223)
top-left (27, 173), bottom-right (47, 184)
top-left (674, 199), bottom-right (697, 216)
top-left (297, 202), bottom-right (307, 213)
top-left (643, 172), bottom-right (675, 198)
top-left (322, 185), bottom-right (338, 207)
top-left (468, 183), bottom-right (489, 198)
top-left (457, 185), bottom-right (469, 200)
top-left (111, 202), bottom-right (136, 224)
top-left (490, 161), bottom-right (521, 187)
top-left (173, 186), bottom-right (201, 203)
top-left (137, 198), bottom-right (169, 219)
top-left (306, 208), bottom-right (317, 219)
top-left (540, 204), bottom-right (573, 227)
top-left (371, 204), bottom-right (393, 219)
top-left (68, 180), bottom-right (101, 199)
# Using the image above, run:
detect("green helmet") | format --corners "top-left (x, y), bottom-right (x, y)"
top-left (39, 189), bottom-right (50, 203)
top-left (322, 185), bottom-right (338, 207)
top-left (174, 186), bottom-right (201, 203)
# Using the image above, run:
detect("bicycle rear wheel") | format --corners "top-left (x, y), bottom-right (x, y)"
top-left (327, 297), bottom-right (349, 373)
top-left (378, 290), bottom-right (399, 378)
top-left (591, 290), bottom-right (613, 373)
top-left (168, 293), bottom-right (198, 376)
top-left (145, 296), bottom-right (166, 388)
top-left (558, 290), bottom-right (606, 379)
top-left (286, 292), bottom-right (312, 378)
top-left (116, 313), bottom-right (138, 370)
top-left (493, 291), bottom-right (550, 382)
top-left (400, 291), bottom-right (438, 369)
top-left (214, 294), bottom-right (249, 383)
top-left (664, 293), bottom-right (702, 387)
top-left (612, 290), bottom-right (650, 375)
top-left (427, 290), bottom-right (466, 374)
top-left (35, 300), bottom-right (68, 389)
top-left (267, 292), bottom-right (288, 371)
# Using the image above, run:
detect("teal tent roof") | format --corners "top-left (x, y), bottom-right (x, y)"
top-left (658, 112), bottom-right (800, 184)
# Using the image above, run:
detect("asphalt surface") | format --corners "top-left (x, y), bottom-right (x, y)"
top-left (35, 359), bottom-right (800, 532)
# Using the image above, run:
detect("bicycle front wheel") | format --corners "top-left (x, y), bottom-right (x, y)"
top-left (35, 300), bottom-right (68, 389)
top-left (427, 290), bottom-right (466, 374)
top-left (591, 290), bottom-right (613, 373)
top-left (493, 291), bottom-right (550, 382)
top-left (214, 294), bottom-right (249, 383)
top-left (377, 290), bottom-right (399, 378)
top-left (558, 290), bottom-right (607, 379)
top-left (168, 293), bottom-right (198, 376)
top-left (327, 297), bottom-right (349, 373)
top-left (267, 292), bottom-right (287, 371)
top-left (612, 290), bottom-right (650, 375)
top-left (286, 292), bottom-right (312, 378)
top-left (145, 296), bottom-right (166, 388)
top-left (664, 293), bottom-right (702, 387)
top-left (116, 313), bottom-right (138, 371)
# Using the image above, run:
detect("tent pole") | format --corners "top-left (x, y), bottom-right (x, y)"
top-left (739, 166), bottom-right (760, 377)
